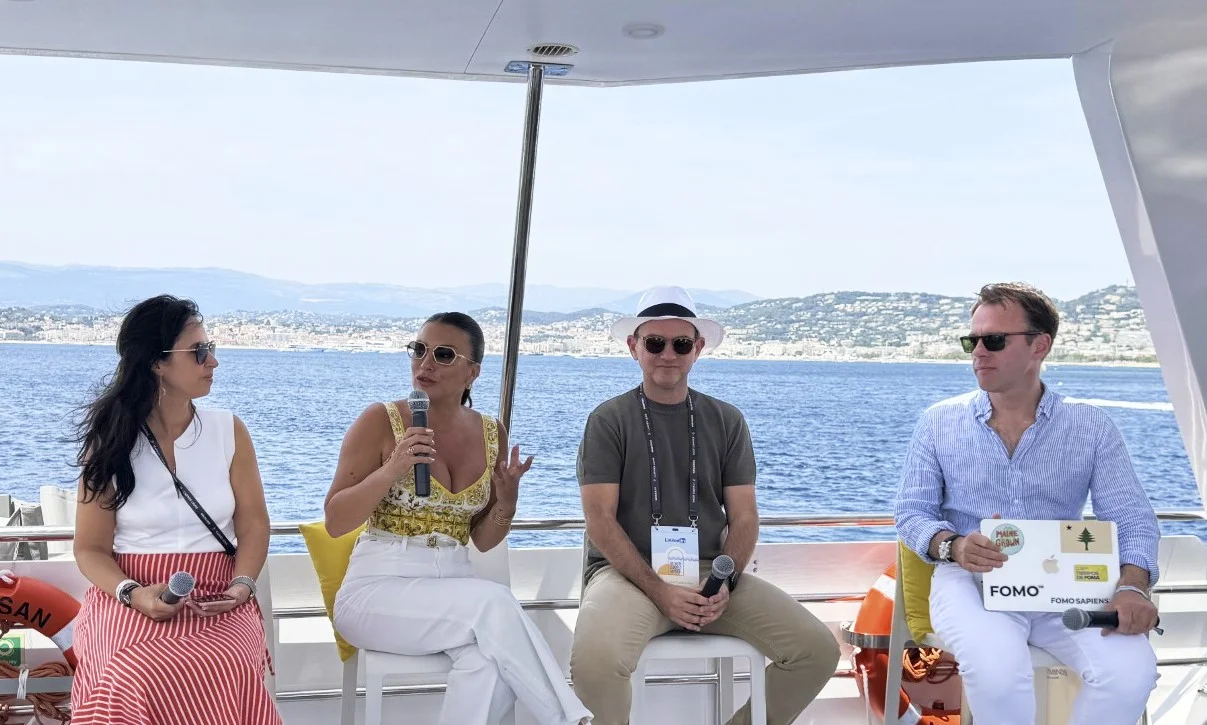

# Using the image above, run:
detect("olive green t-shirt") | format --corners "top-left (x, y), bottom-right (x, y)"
top-left (576, 387), bottom-right (757, 584)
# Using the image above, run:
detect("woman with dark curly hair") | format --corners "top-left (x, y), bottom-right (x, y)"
top-left (70, 294), bottom-right (280, 725)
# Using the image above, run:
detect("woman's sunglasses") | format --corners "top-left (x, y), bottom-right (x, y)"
top-left (640, 335), bottom-right (697, 356)
top-left (959, 332), bottom-right (1038, 354)
top-left (163, 341), bottom-right (217, 365)
top-left (406, 341), bottom-right (472, 366)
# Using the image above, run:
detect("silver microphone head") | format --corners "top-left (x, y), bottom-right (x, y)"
top-left (1061, 608), bottom-right (1089, 630)
top-left (408, 389), bottom-right (430, 412)
top-left (168, 571), bottom-right (195, 598)
top-left (711, 555), bottom-right (735, 578)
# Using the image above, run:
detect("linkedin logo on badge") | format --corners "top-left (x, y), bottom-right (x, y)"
top-left (990, 523), bottom-right (1025, 555)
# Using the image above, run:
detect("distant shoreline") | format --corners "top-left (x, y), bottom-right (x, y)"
top-left (0, 339), bottom-right (1162, 368)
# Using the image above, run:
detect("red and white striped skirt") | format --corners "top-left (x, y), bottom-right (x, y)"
top-left (70, 552), bottom-right (282, 725)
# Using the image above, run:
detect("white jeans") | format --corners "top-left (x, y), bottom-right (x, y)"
top-left (929, 563), bottom-right (1157, 725)
top-left (333, 533), bottom-right (592, 725)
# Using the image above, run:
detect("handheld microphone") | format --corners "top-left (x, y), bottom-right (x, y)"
top-left (408, 389), bottom-right (431, 497)
top-left (1062, 607), bottom-right (1162, 634)
top-left (700, 555), bottom-right (735, 598)
top-left (160, 571), bottom-right (195, 605)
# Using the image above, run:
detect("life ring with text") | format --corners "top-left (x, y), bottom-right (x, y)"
top-left (848, 562), bottom-right (961, 725)
top-left (0, 570), bottom-right (79, 670)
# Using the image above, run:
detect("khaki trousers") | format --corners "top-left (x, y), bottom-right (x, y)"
top-left (570, 564), bottom-right (839, 725)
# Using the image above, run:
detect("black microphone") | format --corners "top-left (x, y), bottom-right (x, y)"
top-left (409, 389), bottom-right (431, 497)
top-left (700, 555), bottom-right (735, 598)
top-left (1062, 607), bottom-right (1162, 634)
top-left (160, 571), bottom-right (195, 604)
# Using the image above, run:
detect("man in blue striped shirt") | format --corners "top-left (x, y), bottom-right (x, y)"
top-left (895, 282), bottom-right (1160, 725)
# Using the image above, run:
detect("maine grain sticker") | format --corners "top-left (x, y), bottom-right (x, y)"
top-left (990, 522), bottom-right (1025, 555)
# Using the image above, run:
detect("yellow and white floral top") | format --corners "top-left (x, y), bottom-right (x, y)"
top-left (366, 402), bottom-right (497, 546)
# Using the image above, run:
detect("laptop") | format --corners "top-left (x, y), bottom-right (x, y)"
top-left (980, 519), bottom-right (1119, 613)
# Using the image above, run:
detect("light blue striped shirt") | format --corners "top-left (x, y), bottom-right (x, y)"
top-left (894, 385), bottom-right (1160, 584)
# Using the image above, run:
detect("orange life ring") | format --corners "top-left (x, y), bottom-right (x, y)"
top-left (0, 571), bottom-right (80, 670)
top-left (847, 562), bottom-right (961, 725)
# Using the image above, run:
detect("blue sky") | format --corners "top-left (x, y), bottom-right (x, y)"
top-left (0, 54), bottom-right (1132, 300)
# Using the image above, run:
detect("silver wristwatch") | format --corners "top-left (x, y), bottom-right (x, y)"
top-left (116, 578), bottom-right (140, 608)
top-left (938, 535), bottom-right (961, 563)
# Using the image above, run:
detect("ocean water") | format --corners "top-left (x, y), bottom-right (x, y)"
top-left (1, 344), bottom-right (1201, 553)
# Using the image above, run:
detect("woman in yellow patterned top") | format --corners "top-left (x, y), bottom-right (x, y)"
top-left (323, 312), bottom-right (592, 725)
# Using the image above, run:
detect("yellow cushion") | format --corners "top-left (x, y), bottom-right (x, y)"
top-left (299, 520), bottom-right (365, 662)
top-left (898, 540), bottom-right (936, 643)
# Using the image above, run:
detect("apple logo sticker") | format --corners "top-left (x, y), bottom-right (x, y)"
top-left (1042, 556), bottom-right (1059, 574)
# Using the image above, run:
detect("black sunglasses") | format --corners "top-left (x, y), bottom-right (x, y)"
top-left (960, 332), bottom-right (1039, 354)
top-left (406, 341), bottom-right (472, 366)
top-left (163, 341), bottom-right (217, 365)
top-left (640, 335), bottom-right (697, 356)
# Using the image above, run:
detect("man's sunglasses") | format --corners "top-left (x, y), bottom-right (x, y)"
top-left (406, 341), bottom-right (473, 366)
top-left (639, 335), bottom-right (697, 356)
top-left (959, 332), bottom-right (1039, 354)
top-left (163, 341), bottom-right (217, 365)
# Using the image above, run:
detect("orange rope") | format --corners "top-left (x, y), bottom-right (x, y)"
top-left (903, 646), bottom-right (960, 685)
top-left (0, 622), bottom-right (72, 724)
top-left (0, 661), bottom-right (72, 724)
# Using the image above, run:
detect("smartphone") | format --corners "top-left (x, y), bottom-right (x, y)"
top-left (192, 593), bottom-right (235, 603)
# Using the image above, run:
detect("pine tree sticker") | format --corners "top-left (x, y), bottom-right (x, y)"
top-left (1060, 520), bottom-right (1113, 555)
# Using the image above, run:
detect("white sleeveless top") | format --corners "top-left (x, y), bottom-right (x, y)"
top-left (113, 407), bottom-right (239, 554)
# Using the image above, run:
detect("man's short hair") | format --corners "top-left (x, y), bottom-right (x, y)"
top-left (970, 282), bottom-right (1060, 339)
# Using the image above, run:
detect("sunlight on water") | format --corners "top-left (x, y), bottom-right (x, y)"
top-left (0, 344), bottom-right (1201, 553)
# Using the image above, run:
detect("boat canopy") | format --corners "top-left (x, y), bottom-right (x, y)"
top-left (0, 0), bottom-right (1196, 86)
top-left (3, 0), bottom-right (1205, 508)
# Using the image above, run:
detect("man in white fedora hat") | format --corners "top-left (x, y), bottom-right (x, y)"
top-left (570, 285), bottom-right (840, 725)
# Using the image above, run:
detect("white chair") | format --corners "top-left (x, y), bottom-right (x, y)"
top-left (255, 562), bottom-right (277, 701)
top-left (883, 551), bottom-right (1069, 725)
top-left (630, 631), bottom-right (767, 725)
top-left (339, 539), bottom-right (516, 725)
top-left (39, 485), bottom-right (77, 558)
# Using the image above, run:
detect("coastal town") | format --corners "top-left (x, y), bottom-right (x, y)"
top-left (0, 285), bottom-right (1156, 364)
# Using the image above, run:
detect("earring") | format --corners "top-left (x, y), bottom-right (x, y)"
top-left (157, 383), bottom-right (165, 408)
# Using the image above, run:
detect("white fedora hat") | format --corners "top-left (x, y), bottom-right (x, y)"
top-left (609, 286), bottom-right (726, 354)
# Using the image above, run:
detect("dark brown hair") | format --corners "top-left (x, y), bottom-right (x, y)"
top-left (424, 312), bottom-right (484, 407)
top-left (970, 282), bottom-right (1060, 339)
top-left (74, 295), bottom-right (202, 510)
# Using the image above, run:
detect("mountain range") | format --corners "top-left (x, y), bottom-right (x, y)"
top-left (0, 262), bottom-right (1151, 361)
top-left (0, 262), bottom-right (758, 316)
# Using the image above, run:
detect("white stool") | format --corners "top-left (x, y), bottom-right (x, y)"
top-left (882, 547), bottom-right (1081, 725)
top-left (630, 632), bottom-right (767, 725)
top-left (900, 635), bottom-right (1060, 725)
top-left (334, 538), bottom-right (515, 725)
top-left (344, 650), bottom-right (516, 725)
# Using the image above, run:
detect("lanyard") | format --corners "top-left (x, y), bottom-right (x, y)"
top-left (140, 422), bottom-right (237, 556)
top-left (636, 385), bottom-right (698, 527)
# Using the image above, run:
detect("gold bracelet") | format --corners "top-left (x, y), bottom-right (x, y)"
top-left (491, 506), bottom-right (514, 527)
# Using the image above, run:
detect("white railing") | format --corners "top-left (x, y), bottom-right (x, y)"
top-left (0, 510), bottom-right (1204, 712)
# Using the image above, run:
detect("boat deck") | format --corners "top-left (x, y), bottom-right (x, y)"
top-left (3, 525), bottom-right (1206, 724)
